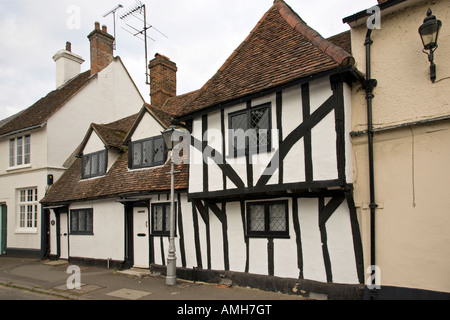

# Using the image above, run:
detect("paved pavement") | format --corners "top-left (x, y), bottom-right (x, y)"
top-left (0, 256), bottom-right (307, 302)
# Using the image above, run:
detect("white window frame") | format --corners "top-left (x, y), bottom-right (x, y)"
top-left (17, 187), bottom-right (38, 233)
top-left (9, 135), bottom-right (31, 169)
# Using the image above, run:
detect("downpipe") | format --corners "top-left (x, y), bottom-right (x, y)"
top-left (363, 28), bottom-right (378, 300)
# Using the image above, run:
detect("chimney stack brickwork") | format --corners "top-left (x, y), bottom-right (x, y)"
top-left (149, 53), bottom-right (177, 108)
top-left (88, 22), bottom-right (115, 75)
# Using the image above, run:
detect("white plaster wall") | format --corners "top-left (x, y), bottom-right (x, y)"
top-left (226, 202), bottom-right (246, 272)
top-left (209, 210), bottom-right (224, 271)
top-left (326, 201), bottom-right (359, 284)
top-left (274, 198), bottom-right (299, 278)
top-left (206, 112), bottom-right (223, 192)
top-left (68, 200), bottom-right (124, 261)
top-left (311, 112), bottom-right (338, 181)
top-left (189, 118), bottom-right (204, 193)
top-left (83, 131), bottom-right (104, 154)
top-left (131, 112), bottom-right (165, 142)
top-left (47, 60), bottom-right (143, 169)
top-left (298, 197), bottom-right (327, 282)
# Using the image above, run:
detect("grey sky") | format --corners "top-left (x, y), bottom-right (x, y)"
top-left (0, 0), bottom-right (375, 120)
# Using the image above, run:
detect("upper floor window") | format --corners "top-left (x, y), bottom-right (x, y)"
top-left (129, 136), bottom-right (166, 169)
top-left (18, 187), bottom-right (38, 230)
top-left (9, 135), bottom-right (30, 167)
top-left (228, 103), bottom-right (271, 157)
top-left (82, 150), bottom-right (107, 179)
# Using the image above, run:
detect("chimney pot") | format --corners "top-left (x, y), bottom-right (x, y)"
top-left (66, 41), bottom-right (72, 52)
top-left (95, 22), bottom-right (100, 30)
top-left (102, 25), bottom-right (107, 33)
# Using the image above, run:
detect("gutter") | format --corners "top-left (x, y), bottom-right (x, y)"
top-left (0, 123), bottom-right (46, 139)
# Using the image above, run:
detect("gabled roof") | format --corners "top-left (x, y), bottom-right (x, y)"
top-left (75, 113), bottom-right (139, 157)
top-left (177, 0), bottom-right (354, 118)
top-left (41, 111), bottom-right (188, 206)
top-left (0, 71), bottom-right (93, 138)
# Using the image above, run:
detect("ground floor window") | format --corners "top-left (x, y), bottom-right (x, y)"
top-left (18, 188), bottom-right (38, 230)
top-left (151, 202), bottom-right (176, 236)
top-left (246, 200), bottom-right (289, 237)
top-left (70, 209), bottom-right (93, 235)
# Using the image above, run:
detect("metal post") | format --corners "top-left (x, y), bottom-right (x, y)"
top-left (166, 155), bottom-right (177, 285)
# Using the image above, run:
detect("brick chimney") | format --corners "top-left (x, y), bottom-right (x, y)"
top-left (149, 53), bottom-right (177, 108)
top-left (53, 42), bottom-right (85, 88)
top-left (87, 22), bottom-right (115, 75)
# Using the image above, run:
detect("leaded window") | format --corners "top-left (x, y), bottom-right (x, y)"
top-left (228, 103), bottom-right (271, 156)
top-left (82, 150), bottom-right (107, 179)
top-left (70, 209), bottom-right (93, 235)
top-left (129, 136), bottom-right (166, 169)
top-left (151, 203), bottom-right (176, 236)
top-left (247, 200), bottom-right (288, 237)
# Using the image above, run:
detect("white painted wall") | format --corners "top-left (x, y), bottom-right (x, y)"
top-left (131, 111), bottom-right (165, 142)
top-left (47, 59), bottom-right (143, 169)
top-left (68, 200), bottom-right (124, 261)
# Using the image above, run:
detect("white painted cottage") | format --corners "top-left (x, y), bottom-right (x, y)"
top-left (0, 23), bottom-right (144, 257)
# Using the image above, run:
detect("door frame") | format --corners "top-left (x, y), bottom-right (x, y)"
top-left (1, 204), bottom-right (7, 255)
top-left (55, 208), bottom-right (69, 260)
top-left (124, 201), bottom-right (150, 268)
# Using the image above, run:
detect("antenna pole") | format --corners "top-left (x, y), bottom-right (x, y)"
top-left (143, 4), bottom-right (149, 85)
top-left (103, 4), bottom-right (123, 50)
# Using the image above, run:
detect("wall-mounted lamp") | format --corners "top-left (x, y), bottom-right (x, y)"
top-left (418, 8), bottom-right (442, 83)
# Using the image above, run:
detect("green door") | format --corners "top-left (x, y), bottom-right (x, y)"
top-left (1, 204), bottom-right (6, 255)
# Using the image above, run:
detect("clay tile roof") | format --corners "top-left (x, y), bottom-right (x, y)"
top-left (0, 71), bottom-right (93, 137)
top-left (91, 113), bottom-right (139, 150)
top-left (40, 154), bottom-right (188, 205)
top-left (41, 111), bottom-right (189, 205)
top-left (327, 30), bottom-right (352, 55)
top-left (177, 0), bottom-right (354, 118)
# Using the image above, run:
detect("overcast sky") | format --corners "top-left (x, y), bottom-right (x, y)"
top-left (0, 0), bottom-right (376, 120)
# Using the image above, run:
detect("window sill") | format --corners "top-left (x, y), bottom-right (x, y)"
top-left (15, 228), bottom-right (38, 234)
top-left (7, 164), bottom-right (32, 172)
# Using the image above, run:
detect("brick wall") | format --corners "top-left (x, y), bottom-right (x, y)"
top-left (149, 53), bottom-right (177, 108)
top-left (88, 22), bottom-right (115, 75)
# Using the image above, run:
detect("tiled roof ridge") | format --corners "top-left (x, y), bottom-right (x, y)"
top-left (179, 2), bottom-right (277, 115)
top-left (274, 0), bottom-right (354, 65)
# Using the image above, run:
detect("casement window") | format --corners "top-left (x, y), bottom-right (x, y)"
top-left (70, 209), bottom-right (93, 235)
top-left (229, 103), bottom-right (271, 156)
top-left (246, 200), bottom-right (289, 238)
top-left (9, 135), bottom-right (31, 167)
top-left (151, 203), bottom-right (176, 236)
top-left (82, 150), bottom-right (107, 179)
top-left (129, 136), bottom-right (166, 169)
top-left (18, 188), bottom-right (38, 230)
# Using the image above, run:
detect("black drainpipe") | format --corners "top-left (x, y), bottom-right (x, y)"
top-left (363, 28), bottom-right (378, 299)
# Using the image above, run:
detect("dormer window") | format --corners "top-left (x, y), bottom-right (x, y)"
top-left (82, 150), bottom-right (107, 179)
top-left (129, 136), bottom-right (166, 169)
